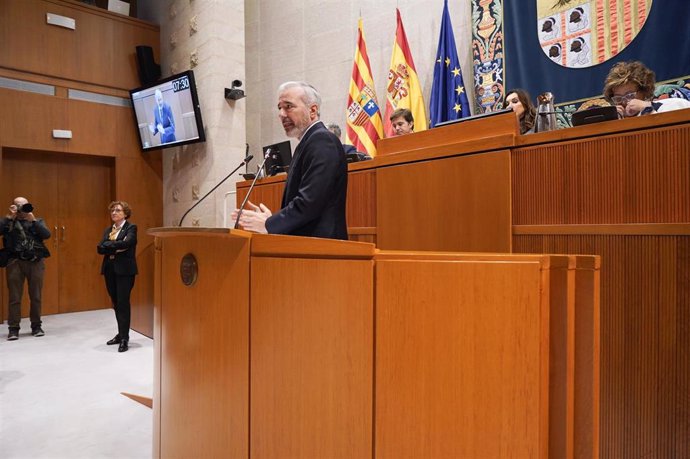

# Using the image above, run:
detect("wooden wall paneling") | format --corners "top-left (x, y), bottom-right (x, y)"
top-left (152, 235), bottom-right (162, 459)
top-left (0, 0), bottom-right (163, 332)
top-left (1, 149), bottom-right (115, 316)
top-left (0, 0), bottom-right (159, 90)
top-left (0, 86), bottom-right (141, 160)
top-left (65, 99), bottom-right (141, 157)
top-left (677, 236), bottom-right (690, 456)
top-left (56, 153), bottom-right (113, 313)
top-left (346, 169), bottom-right (376, 228)
top-left (376, 110), bottom-right (518, 156)
top-left (376, 150), bottom-right (512, 252)
top-left (0, 89), bottom-right (68, 153)
top-left (235, 179), bottom-right (285, 213)
top-left (117, 153), bottom-right (162, 337)
top-left (156, 233), bottom-right (249, 459)
top-left (0, 149), bottom-right (60, 319)
top-left (546, 258), bottom-right (571, 459)
top-left (250, 256), bottom-right (373, 459)
top-left (515, 108), bottom-right (690, 148)
top-left (511, 125), bottom-right (690, 225)
top-left (375, 257), bottom-right (547, 458)
top-left (513, 235), bottom-right (687, 458)
top-left (571, 256), bottom-right (601, 459)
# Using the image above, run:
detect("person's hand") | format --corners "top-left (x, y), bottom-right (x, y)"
top-left (233, 201), bottom-right (272, 234)
top-left (624, 99), bottom-right (652, 117)
top-left (615, 105), bottom-right (625, 119)
top-left (24, 212), bottom-right (36, 222)
top-left (157, 123), bottom-right (165, 134)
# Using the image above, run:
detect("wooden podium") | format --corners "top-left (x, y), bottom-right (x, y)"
top-left (150, 228), bottom-right (599, 458)
top-left (149, 228), bottom-right (375, 459)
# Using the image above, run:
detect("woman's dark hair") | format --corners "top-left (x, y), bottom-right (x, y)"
top-left (504, 88), bottom-right (537, 134)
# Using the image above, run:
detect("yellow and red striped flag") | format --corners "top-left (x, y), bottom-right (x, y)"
top-left (383, 8), bottom-right (428, 137)
top-left (346, 18), bottom-right (384, 157)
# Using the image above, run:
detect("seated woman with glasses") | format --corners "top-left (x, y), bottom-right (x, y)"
top-left (603, 61), bottom-right (690, 118)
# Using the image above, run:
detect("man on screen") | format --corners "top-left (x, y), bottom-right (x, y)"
top-left (150, 89), bottom-right (176, 144)
top-left (232, 81), bottom-right (348, 240)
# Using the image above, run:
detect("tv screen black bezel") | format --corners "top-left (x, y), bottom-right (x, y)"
top-left (129, 70), bottom-right (206, 151)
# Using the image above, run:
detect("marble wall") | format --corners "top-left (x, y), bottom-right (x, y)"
top-left (245, 0), bottom-right (474, 160)
top-left (140, 0), bottom-right (246, 227)
top-left (140, 0), bottom-right (474, 227)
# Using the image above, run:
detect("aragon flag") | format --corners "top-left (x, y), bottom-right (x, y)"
top-left (383, 8), bottom-right (428, 137)
top-left (346, 18), bottom-right (384, 157)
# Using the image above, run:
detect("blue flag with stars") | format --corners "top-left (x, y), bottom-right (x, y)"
top-left (430, 0), bottom-right (470, 127)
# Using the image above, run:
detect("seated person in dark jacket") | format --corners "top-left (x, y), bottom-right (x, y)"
top-left (232, 81), bottom-right (348, 240)
top-left (326, 123), bottom-right (371, 162)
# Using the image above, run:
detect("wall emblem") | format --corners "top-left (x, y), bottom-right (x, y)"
top-left (537, 0), bottom-right (652, 68)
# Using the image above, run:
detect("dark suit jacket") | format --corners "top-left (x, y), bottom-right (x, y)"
top-left (98, 221), bottom-right (138, 276)
top-left (265, 121), bottom-right (348, 240)
top-left (153, 102), bottom-right (176, 143)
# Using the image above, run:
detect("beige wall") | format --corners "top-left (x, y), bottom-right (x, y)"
top-left (141, 0), bottom-right (247, 227)
top-left (245, 0), bottom-right (474, 159)
top-left (140, 0), bottom-right (474, 226)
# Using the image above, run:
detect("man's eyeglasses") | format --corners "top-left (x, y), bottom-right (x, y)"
top-left (611, 91), bottom-right (638, 105)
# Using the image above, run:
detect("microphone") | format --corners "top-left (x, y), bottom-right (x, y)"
top-left (234, 148), bottom-right (272, 229)
top-left (178, 154), bottom-right (253, 227)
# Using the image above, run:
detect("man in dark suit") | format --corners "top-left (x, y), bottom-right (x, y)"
top-left (97, 201), bottom-right (138, 352)
top-left (150, 89), bottom-right (176, 144)
top-left (233, 81), bottom-right (348, 240)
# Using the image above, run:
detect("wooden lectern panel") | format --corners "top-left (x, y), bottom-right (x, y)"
top-left (155, 231), bottom-right (250, 459)
top-left (251, 256), bottom-right (374, 459)
top-left (375, 258), bottom-right (548, 458)
top-left (377, 150), bottom-right (512, 252)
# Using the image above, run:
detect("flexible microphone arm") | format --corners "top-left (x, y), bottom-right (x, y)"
top-left (178, 154), bottom-right (253, 227)
top-left (234, 148), bottom-right (271, 229)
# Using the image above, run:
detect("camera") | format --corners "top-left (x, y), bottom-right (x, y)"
top-left (19, 203), bottom-right (34, 213)
top-left (224, 80), bottom-right (245, 100)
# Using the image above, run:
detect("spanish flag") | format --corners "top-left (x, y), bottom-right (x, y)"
top-left (346, 18), bottom-right (384, 157)
top-left (383, 9), bottom-right (428, 137)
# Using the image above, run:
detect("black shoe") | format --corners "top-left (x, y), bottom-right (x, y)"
top-left (118, 340), bottom-right (129, 352)
top-left (7, 329), bottom-right (19, 341)
top-left (31, 327), bottom-right (45, 337)
top-left (106, 335), bottom-right (121, 345)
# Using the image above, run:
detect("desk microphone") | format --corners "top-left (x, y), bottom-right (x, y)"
top-left (178, 154), bottom-right (253, 227)
top-left (234, 148), bottom-right (272, 229)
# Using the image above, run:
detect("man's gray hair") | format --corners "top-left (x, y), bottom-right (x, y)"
top-left (326, 123), bottom-right (342, 138)
top-left (278, 81), bottom-right (321, 115)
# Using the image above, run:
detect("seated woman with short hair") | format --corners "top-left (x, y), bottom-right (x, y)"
top-left (603, 61), bottom-right (690, 118)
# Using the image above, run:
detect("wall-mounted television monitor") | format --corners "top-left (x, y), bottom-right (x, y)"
top-left (129, 70), bottom-right (206, 151)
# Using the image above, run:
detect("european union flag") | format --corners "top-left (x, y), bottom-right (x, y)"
top-left (430, 0), bottom-right (470, 127)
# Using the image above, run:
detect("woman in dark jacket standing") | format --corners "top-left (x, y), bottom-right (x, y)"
top-left (97, 201), bottom-right (138, 352)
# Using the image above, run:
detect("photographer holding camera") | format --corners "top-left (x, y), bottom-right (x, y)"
top-left (1, 197), bottom-right (51, 340)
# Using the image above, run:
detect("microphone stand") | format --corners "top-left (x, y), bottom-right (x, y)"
top-left (179, 155), bottom-right (253, 227)
top-left (234, 148), bottom-right (271, 229)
